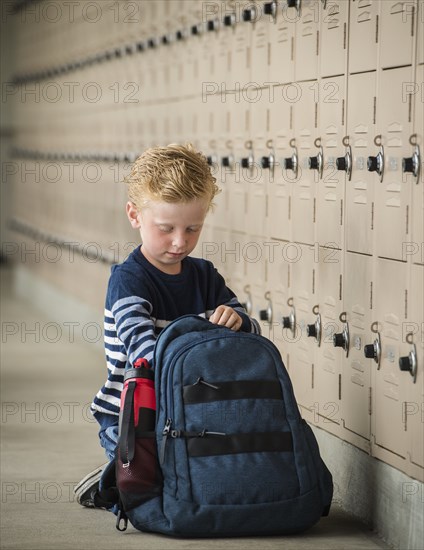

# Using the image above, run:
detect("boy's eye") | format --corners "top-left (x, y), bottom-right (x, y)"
top-left (158, 226), bottom-right (173, 233)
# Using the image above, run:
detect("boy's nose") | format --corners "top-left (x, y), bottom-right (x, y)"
top-left (172, 233), bottom-right (187, 249)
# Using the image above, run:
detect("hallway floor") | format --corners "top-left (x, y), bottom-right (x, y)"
top-left (0, 266), bottom-right (392, 550)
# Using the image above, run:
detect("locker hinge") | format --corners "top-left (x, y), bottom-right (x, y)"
top-left (373, 97), bottom-right (377, 124)
top-left (410, 6), bottom-right (415, 37)
top-left (343, 22), bottom-right (347, 49)
top-left (288, 195), bottom-right (291, 220)
top-left (287, 264), bottom-right (290, 288)
top-left (290, 36), bottom-right (294, 61)
top-left (342, 99), bottom-right (345, 126)
top-left (405, 289), bottom-right (408, 319)
top-left (408, 94), bottom-right (412, 123)
top-left (375, 15), bottom-right (379, 44)
top-left (290, 105), bottom-right (293, 130)
top-left (312, 268), bottom-right (316, 294)
top-left (403, 402), bottom-right (408, 431)
top-left (316, 30), bottom-right (319, 56)
top-left (368, 387), bottom-right (372, 416)
top-left (313, 197), bottom-right (316, 222)
top-left (371, 201), bottom-right (374, 230)
top-left (340, 198), bottom-right (343, 226)
top-left (406, 204), bottom-right (409, 235)
top-left (267, 42), bottom-right (271, 66)
top-left (338, 374), bottom-right (342, 400)
top-left (311, 363), bottom-right (314, 389)
top-left (266, 108), bottom-right (270, 133)
top-left (370, 281), bottom-right (373, 310)
top-left (247, 46), bottom-right (251, 69)
top-left (314, 103), bottom-right (318, 128)
top-left (339, 274), bottom-right (342, 301)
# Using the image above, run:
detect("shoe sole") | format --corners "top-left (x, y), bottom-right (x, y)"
top-left (74, 464), bottom-right (108, 504)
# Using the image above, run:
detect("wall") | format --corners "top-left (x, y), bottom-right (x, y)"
top-left (2, 0), bottom-right (423, 545)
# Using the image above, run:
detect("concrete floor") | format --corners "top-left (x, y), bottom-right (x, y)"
top-left (0, 265), bottom-right (392, 550)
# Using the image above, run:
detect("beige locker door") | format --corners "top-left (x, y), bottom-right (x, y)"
top-left (250, 11), bottom-right (269, 85)
top-left (294, 0), bottom-right (320, 81)
top-left (411, 63), bottom-right (423, 265)
top-left (222, 230), bottom-right (247, 306)
top-left (317, 75), bottom-right (346, 249)
top-left (319, 0), bottom-right (348, 78)
top-left (372, 258), bottom-right (409, 461)
top-left (406, 264), bottom-right (424, 477)
top-left (379, 0), bottom-right (417, 69)
top-left (287, 244), bottom-right (315, 413)
top-left (269, 9), bottom-right (294, 84)
top-left (266, 240), bottom-right (291, 366)
top-left (232, 14), bottom-right (252, 85)
top-left (244, 233), bottom-right (268, 333)
top-left (313, 245), bottom-right (343, 428)
top-left (346, 71), bottom-right (376, 256)
top-left (342, 252), bottom-right (372, 443)
top-left (417, 1), bottom-right (424, 65)
top-left (248, 88), bottom-right (271, 238)
top-left (375, 66), bottom-right (414, 261)
top-left (230, 100), bottom-right (249, 234)
top-left (215, 24), bottom-right (233, 89)
top-left (208, 100), bottom-right (228, 230)
top-left (269, 85), bottom-right (292, 242)
top-left (292, 81), bottom-right (318, 245)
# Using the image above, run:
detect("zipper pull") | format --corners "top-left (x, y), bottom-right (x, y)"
top-left (160, 418), bottom-right (172, 465)
top-left (195, 377), bottom-right (220, 390)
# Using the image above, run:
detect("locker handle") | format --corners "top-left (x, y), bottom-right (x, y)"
top-left (399, 344), bottom-right (417, 383)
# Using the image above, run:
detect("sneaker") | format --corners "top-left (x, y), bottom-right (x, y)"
top-left (74, 464), bottom-right (108, 507)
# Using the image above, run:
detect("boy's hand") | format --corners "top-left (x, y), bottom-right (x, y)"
top-left (209, 306), bottom-right (243, 331)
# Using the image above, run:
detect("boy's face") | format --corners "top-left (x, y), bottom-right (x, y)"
top-left (126, 198), bottom-right (209, 275)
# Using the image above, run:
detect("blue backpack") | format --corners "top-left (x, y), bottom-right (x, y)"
top-left (101, 315), bottom-right (333, 537)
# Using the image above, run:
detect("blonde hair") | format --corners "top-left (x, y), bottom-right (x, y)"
top-left (124, 143), bottom-right (220, 210)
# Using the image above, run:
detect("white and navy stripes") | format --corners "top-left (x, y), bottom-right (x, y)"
top-left (91, 247), bottom-right (260, 417)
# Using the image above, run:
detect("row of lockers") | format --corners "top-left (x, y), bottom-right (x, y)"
top-left (9, 0), bottom-right (424, 81)
top-left (196, 228), bottom-right (424, 480)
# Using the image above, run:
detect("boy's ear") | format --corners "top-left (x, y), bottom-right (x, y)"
top-left (126, 202), bottom-right (141, 228)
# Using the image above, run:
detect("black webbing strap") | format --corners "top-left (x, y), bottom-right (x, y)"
top-left (187, 431), bottom-right (293, 457)
top-left (119, 380), bottom-right (136, 466)
top-left (183, 380), bottom-right (283, 404)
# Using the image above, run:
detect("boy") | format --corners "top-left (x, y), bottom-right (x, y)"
top-left (75, 144), bottom-right (260, 507)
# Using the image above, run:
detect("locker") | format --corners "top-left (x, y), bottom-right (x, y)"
top-left (294, 0), bottom-right (320, 81)
top-left (313, 245), bottom-right (343, 430)
top-left (249, 8), bottom-right (269, 85)
top-left (221, 230), bottom-right (247, 302)
top-left (292, 81), bottom-right (318, 245)
top-left (375, 66), bottom-right (414, 261)
top-left (230, 99), bottom-right (249, 234)
top-left (266, 239), bottom-right (291, 366)
top-left (406, 264), bottom-right (424, 478)
top-left (316, 75), bottom-right (346, 249)
top-left (345, 71), bottom-right (376, 255)
top-left (319, 0), bottom-right (348, 78)
top-left (341, 252), bottom-right (373, 445)
top-left (418, 0), bottom-right (424, 65)
top-left (269, 85), bottom-right (292, 242)
top-left (286, 243), bottom-right (316, 414)
top-left (244, 233), bottom-right (269, 333)
top-left (268, 6), bottom-right (295, 84)
top-left (231, 12), bottom-right (252, 86)
top-left (248, 86), bottom-right (272, 238)
top-left (379, 0), bottom-right (417, 69)
top-left (411, 63), bottom-right (423, 265)
top-left (372, 258), bottom-right (410, 461)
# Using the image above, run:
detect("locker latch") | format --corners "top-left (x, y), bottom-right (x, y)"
top-left (286, 0), bottom-right (301, 16)
top-left (264, 1), bottom-right (278, 21)
top-left (261, 151), bottom-right (275, 178)
top-left (333, 322), bottom-right (350, 357)
top-left (242, 285), bottom-right (253, 315)
top-left (284, 146), bottom-right (299, 179)
top-left (307, 311), bottom-right (322, 347)
top-left (402, 145), bottom-right (421, 184)
top-left (364, 333), bottom-right (382, 369)
top-left (241, 152), bottom-right (255, 172)
top-left (367, 146), bottom-right (385, 182)
top-left (223, 14), bottom-right (236, 27)
top-left (207, 18), bottom-right (220, 32)
top-left (242, 5), bottom-right (257, 22)
top-left (336, 145), bottom-right (352, 181)
top-left (207, 154), bottom-right (218, 167)
top-left (222, 154), bottom-right (235, 170)
top-left (309, 145), bottom-right (324, 180)
top-left (399, 344), bottom-right (417, 384)
top-left (259, 292), bottom-right (273, 324)
top-left (282, 306), bottom-right (297, 338)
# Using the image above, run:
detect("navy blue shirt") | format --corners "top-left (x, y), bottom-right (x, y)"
top-left (91, 246), bottom-right (260, 416)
